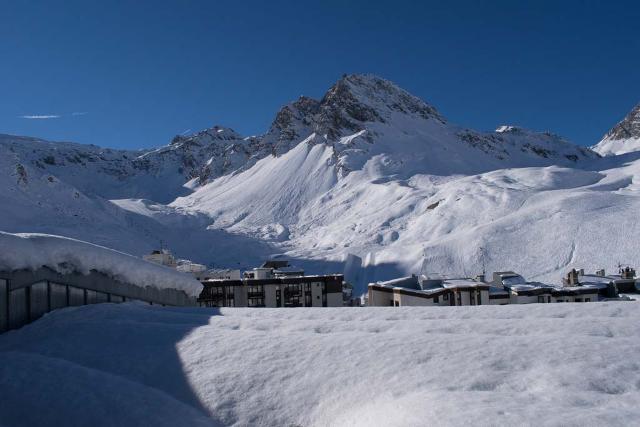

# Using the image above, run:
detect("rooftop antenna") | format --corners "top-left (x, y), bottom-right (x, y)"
top-left (420, 247), bottom-right (428, 277)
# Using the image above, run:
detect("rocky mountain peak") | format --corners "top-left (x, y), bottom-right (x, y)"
top-left (269, 96), bottom-right (321, 144)
top-left (171, 126), bottom-right (244, 146)
top-left (604, 103), bottom-right (640, 141)
top-left (321, 74), bottom-right (445, 127)
top-left (266, 74), bottom-right (446, 145)
top-left (592, 103), bottom-right (640, 156)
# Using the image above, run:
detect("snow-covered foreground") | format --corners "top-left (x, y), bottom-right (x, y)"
top-left (1, 303), bottom-right (639, 427)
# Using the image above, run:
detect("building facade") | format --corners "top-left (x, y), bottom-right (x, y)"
top-left (198, 263), bottom-right (344, 308)
top-left (368, 270), bottom-right (608, 307)
top-left (368, 276), bottom-right (491, 307)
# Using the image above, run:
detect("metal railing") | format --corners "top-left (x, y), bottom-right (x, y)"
top-left (0, 267), bottom-right (196, 333)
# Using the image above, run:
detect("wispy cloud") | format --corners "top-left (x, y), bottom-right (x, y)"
top-left (19, 114), bottom-right (61, 119)
top-left (18, 111), bottom-right (89, 120)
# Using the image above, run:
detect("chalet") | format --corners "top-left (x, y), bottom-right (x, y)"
top-left (198, 261), bottom-right (344, 308)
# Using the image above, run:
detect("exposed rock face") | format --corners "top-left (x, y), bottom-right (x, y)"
top-left (320, 74), bottom-right (445, 125)
top-left (264, 74), bottom-right (446, 148)
top-left (592, 103), bottom-right (640, 156)
top-left (604, 104), bottom-right (640, 141)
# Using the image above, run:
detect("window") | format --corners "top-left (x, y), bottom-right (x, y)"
top-left (394, 300), bottom-right (399, 307)
top-left (284, 284), bottom-right (303, 307)
top-left (443, 294), bottom-right (448, 301)
top-left (247, 285), bottom-right (265, 307)
top-left (575, 298), bottom-right (583, 302)
top-left (537, 296), bottom-right (546, 303)
top-left (434, 296), bottom-right (439, 303)
top-left (456, 292), bottom-right (462, 306)
top-left (203, 285), bottom-right (236, 307)
top-left (477, 291), bottom-right (482, 305)
top-left (226, 287), bottom-right (235, 307)
top-left (470, 292), bottom-right (475, 306)
top-left (585, 298), bottom-right (590, 302)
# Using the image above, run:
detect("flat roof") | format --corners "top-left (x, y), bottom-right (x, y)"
top-left (202, 274), bottom-right (344, 286)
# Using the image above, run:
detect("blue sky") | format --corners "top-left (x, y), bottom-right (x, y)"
top-left (1, 0), bottom-right (639, 149)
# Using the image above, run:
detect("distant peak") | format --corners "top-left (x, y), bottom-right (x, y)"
top-left (265, 73), bottom-right (446, 144)
top-left (592, 103), bottom-right (640, 156)
top-left (323, 73), bottom-right (445, 123)
top-left (603, 103), bottom-right (640, 141)
top-left (495, 125), bottom-right (522, 133)
top-left (171, 125), bottom-right (243, 145)
top-left (336, 73), bottom-right (393, 88)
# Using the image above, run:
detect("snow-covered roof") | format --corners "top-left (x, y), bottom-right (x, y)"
top-left (273, 266), bottom-right (305, 273)
top-left (372, 276), bottom-right (490, 294)
top-left (374, 276), bottom-right (420, 290)
top-left (559, 285), bottom-right (601, 292)
top-left (441, 278), bottom-right (489, 289)
top-left (0, 232), bottom-right (203, 297)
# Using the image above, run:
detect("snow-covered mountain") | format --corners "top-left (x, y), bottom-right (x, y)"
top-left (0, 126), bottom-right (264, 203)
top-left (592, 103), bottom-right (640, 156)
top-left (2, 74), bottom-right (638, 294)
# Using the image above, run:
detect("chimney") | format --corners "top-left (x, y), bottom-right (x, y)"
top-left (564, 269), bottom-right (580, 286)
top-left (621, 267), bottom-right (636, 279)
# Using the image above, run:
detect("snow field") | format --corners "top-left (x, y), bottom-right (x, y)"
top-left (1, 302), bottom-right (639, 426)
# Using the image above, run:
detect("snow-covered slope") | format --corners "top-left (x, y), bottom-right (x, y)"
top-left (2, 302), bottom-right (640, 426)
top-left (3, 74), bottom-right (639, 294)
top-left (0, 144), bottom-right (274, 270)
top-left (592, 103), bottom-right (640, 156)
top-left (0, 126), bottom-right (261, 203)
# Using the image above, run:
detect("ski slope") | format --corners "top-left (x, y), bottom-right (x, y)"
top-left (1, 302), bottom-right (639, 426)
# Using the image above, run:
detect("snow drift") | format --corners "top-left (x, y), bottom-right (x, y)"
top-left (1, 302), bottom-right (639, 426)
top-left (0, 232), bottom-right (202, 296)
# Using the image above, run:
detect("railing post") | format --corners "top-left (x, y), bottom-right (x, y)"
top-left (1, 278), bottom-right (8, 333)
top-left (47, 280), bottom-right (52, 312)
top-left (25, 285), bottom-right (31, 324)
